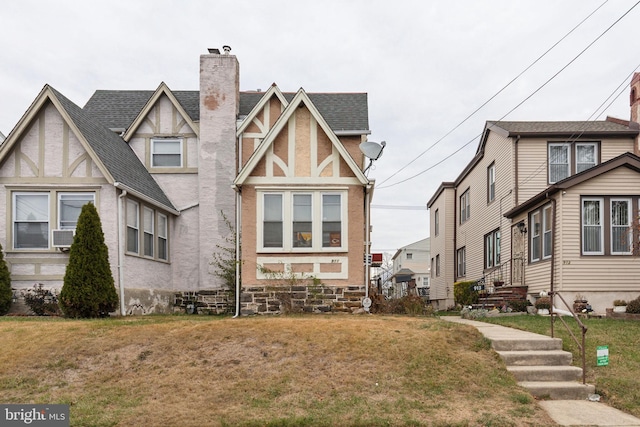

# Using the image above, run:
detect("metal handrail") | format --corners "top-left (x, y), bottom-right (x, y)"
top-left (549, 291), bottom-right (588, 384)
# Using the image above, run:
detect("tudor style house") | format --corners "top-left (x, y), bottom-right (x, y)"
top-left (1, 48), bottom-right (376, 315)
top-left (428, 74), bottom-right (640, 313)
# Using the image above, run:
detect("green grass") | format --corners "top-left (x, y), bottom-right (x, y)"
top-left (479, 315), bottom-right (640, 417)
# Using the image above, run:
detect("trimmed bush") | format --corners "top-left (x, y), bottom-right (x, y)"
top-left (454, 280), bottom-right (480, 306)
top-left (508, 299), bottom-right (532, 313)
top-left (626, 296), bottom-right (640, 314)
top-left (23, 284), bottom-right (61, 316)
top-left (59, 203), bottom-right (118, 318)
top-left (0, 243), bottom-right (11, 315)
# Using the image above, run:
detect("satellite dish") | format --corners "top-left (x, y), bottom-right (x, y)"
top-left (359, 140), bottom-right (386, 160)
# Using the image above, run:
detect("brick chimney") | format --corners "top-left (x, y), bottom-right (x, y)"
top-left (630, 72), bottom-right (640, 124)
top-left (198, 47), bottom-right (239, 288)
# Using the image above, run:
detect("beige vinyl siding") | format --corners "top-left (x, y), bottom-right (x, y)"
top-left (456, 131), bottom-right (514, 283)
top-left (517, 137), bottom-right (635, 204)
top-left (429, 188), bottom-right (455, 302)
top-left (557, 167), bottom-right (640, 293)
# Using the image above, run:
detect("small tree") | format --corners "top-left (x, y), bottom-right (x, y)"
top-left (0, 243), bottom-right (12, 315)
top-left (59, 203), bottom-right (118, 318)
top-left (210, 211), bottom-right (239, 304)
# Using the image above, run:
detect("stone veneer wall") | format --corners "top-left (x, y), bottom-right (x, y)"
top-left (174, 290), bottom-right (232, 315)
top-left (240, 284), bottom-right (366, 315)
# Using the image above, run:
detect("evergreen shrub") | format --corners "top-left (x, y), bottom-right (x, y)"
top-left (59, 203), bottom-right (118, 318)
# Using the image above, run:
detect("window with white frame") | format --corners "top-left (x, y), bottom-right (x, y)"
top-left (576, 143), bottom-right (597, 173)
top-left (158, 213), bottom-right (168, 261)
top-left (529, 204), bottom-right (552, 262)
top-left (143, 207), bottom-right (154, 257)
top-left (460, 189), bottom-right (470, 224)
top-left (582, 198), bottom-right (603, 255)
top-left (58, 193), bottom-right (95, 229)
top-left (151, 138), bottom-right (182, 167)
top-left (13, 193), bottom-right (49, 249)
top-left (127, 200), bottom-right (139, 253)
top-left (549, 142), bottom-right (599, 183)
top-left (263, 194), bottom-right (283, 248)
top-left (549, 143), bottom-right (570, 183)
top-left (322, 194), bottom-right (342, 248)
top-left (260, 191), bottom-right (345, 252)
top-left (406, 253), bottom-right (413, 260)
top-left (487, 162), bottom-right (496, 203)
top-left (293, 194), bottom-right (312, 247)
top-left (611, 198), bottom-right (631, 255)
top-left (484, 229), bottom-right (500, 269)
top-left (457, 247), bottom-right (466, 278)
top-left (542, 205), bottom-right (553, 259)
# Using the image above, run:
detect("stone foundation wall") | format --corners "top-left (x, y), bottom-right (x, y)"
top-left (240, 284), bottom-right (366, 315)
top-left (173, 290), bottom-right (233, 315)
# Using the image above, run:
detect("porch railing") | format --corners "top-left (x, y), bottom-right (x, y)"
top-left (550, 291), bottom-right (588, 384)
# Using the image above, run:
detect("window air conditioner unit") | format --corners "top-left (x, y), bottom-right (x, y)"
top-left (52, 229), bottom-right (75, 248)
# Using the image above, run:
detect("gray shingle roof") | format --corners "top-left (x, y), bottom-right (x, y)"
top-left (85, 90), bottom-right (369, 133)
top-left (50, 87), bottom-right (175, 211)
top-left (488, 120), bottom-right (638, 136)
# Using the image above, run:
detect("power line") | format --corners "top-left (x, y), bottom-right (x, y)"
top-left (376, 0), bottom-right (609, 188)
top-left (377, 0), bottom-right (640, 191)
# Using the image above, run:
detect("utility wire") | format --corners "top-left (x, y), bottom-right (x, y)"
top-left (377, 0), bottom-right (640, 191)
top-left (376, 0), bottom-right (609, 187)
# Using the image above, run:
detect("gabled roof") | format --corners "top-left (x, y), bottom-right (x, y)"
top-left (236, 84), bottom-right (288, 136)
top-left (1, 85), bottom-right (176, 214)
top-left (487, 120), bottom-right (639, 137)
top-left (504, 151), bottom-right (640, 218)
top-left (234, 88), bottom-right (369, 186)
top-left (85, 88), bottom-right (369, 134)
top-left (122, 82), bottom-right (199, 141)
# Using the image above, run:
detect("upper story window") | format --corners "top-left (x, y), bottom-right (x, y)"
top-left (406, 253), bottom-right (413, 260)
top-left (548, 142), bottom-right (598, 184)
top-left (13, 191), bottom-right (96, 250)
top-left (151, 138), bottom-right (182, 167)
top-left (434, 209), bottom-right (439, 236)
top-left (487, 162), bottom-right (496, 203)
top-left (460, 189), bottom-right (470, 224)
top-left (259, 191), bottom-right (346, 252)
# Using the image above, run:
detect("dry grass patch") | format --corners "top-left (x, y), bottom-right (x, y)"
top-left (0, 315), bottom-right (555, 426)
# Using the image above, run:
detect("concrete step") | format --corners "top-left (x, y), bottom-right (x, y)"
top-left (518, 381), bottom-right (595, 400)
top-left (498, 350), bottom-right (573, 366)
top-left (491, 337), bottom-right (563, 351)
top-left (507, 365), bottom-right (583, 382)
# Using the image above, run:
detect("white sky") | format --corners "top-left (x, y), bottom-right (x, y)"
top-left (2, 0), bottom-right (639, 255)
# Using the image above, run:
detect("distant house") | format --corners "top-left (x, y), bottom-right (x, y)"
top-left (390, 237), bottom-right (430, 299)
top-left (428, 74), bottom-right (640, 313)
top-left (1, 48), bottom-right (377, 315)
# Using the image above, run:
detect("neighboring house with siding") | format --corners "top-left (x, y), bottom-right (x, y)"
top-left (390, 237), bottom-right (430, 298)
top-left (1, 48), bottom-right (376, 315)
top-left (428, 74), bottom-right (640, 313)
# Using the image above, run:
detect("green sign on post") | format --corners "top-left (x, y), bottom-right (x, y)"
top-left (597, 345), bottom-right (609, 366)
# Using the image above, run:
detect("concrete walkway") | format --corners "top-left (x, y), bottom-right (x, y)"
top-left (442, 316), bottom-right (640, 426)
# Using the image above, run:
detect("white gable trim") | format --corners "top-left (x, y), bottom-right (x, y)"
top-left (122, 82), bottom-right (199, 141)
top-left (236, 84), bottom-right (288, 136)
top-left (235, 88), bottom-right (368, 186)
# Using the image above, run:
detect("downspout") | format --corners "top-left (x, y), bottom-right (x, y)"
top-left (514, 136), bottom-right (520, 203)
top-left (365, 184), bottom-right (372, 301)
top-left (452, 187), bottom-right (457, 303)
top-left (117, 186), bottom-right (127, 316)
top-left (234, 188), bottom-right (241, 318)
top-left (548, 194), bottom-right (556, 315)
